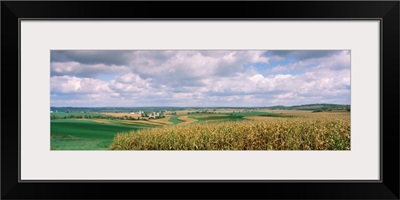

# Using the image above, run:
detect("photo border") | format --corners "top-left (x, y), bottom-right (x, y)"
top-left (20, 18), bottom-right (381, 183)
top-left (2, 1), bottom-right (399, 199)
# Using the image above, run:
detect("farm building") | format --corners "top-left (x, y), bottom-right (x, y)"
top-left (148, 112), bottom-right (160, 119)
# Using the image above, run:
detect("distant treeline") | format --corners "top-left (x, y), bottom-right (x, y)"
top-left (51, 115), bottom-right (141, 120)
top-left (267, 104), bottom-right (350, 112)
top-left (51, 114), bottom-right (167, 120)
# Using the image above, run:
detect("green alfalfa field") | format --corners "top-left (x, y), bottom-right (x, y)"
top-left (51, 119), bottom-right (159, 150)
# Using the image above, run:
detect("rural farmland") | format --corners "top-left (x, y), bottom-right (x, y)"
top-left (50, 50), bottom-right (351, 150)
top-left (50, 105), bottom-right (350, 150)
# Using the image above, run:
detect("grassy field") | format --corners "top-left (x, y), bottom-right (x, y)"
top-left (168, 115), bottom-right (184, 125)
top-left (111, 111), bottom-right (350, 150)
top-left (51, 119), bottom-right (158, 150)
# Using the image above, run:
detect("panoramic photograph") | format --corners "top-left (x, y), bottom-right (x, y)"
top-left (50, 50), bottom-right (350, 150)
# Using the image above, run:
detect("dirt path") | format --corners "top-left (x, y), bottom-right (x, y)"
top-left (177, 115), bottom-right (198, 125)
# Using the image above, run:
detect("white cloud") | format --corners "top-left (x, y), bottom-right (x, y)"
top-left (126, 51), bottom-right (269, 80)
top-left (50, 76), bottom-right (112, 94)
top-left (51, 61), bottom-right (129, 77)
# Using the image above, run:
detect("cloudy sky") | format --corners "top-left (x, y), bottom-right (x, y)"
top-left (50, 50), bottom-right (350, 107)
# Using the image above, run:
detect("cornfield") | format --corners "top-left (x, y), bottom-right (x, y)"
top-left (110, 114), bottom-right (350, 150)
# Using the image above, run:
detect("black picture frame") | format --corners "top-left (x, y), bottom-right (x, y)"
top-left (1, 1), bottom-right (399, 199)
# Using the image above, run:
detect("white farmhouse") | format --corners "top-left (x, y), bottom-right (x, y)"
top-left (149, 112), bottom-right (161, 119)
